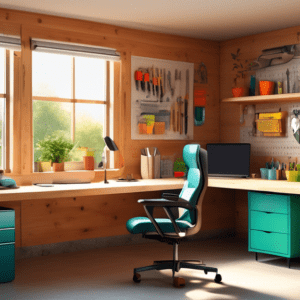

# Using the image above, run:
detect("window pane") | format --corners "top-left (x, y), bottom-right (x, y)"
top-left (0, 48), bottom-right (5, 94)
top-left (0, 98), bottom-right (4, 168)
top-left (32, 52), bottom-right (72, 98)
top-left (75, 57), bottom-right (106, 101)
top-left (33, 100), bottom-right (72, 162)
top-left (74, 103), bottom-right (105, 168)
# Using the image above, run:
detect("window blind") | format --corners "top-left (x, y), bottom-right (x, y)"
top-left (30, 39), bottom-right (120, 61)
top-left (0, 36), bottom-right (21, 50)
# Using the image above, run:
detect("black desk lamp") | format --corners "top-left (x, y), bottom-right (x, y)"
top-left (104, 136), bottom-right (118, 184)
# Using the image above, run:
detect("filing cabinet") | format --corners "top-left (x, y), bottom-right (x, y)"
top-left (0, 207), bottom-right (15, 283)
top-left (248, 191), bottom-right (300, 268)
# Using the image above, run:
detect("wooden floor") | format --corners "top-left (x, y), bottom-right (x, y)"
top-left (1, 236), bottom-right (300, 300)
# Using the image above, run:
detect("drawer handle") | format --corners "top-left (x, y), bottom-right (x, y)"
top-left (263, 231), bottom-right (272, 234)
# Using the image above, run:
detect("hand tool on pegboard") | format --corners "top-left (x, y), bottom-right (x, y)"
top-left (144, 69), bottom-right (150, 94)
top-left (135, 70), bottom-right (143, 91)
top-left (152, 66), bottom-right (157, 96)
top-left (184, 69), bottom-right (189, 135)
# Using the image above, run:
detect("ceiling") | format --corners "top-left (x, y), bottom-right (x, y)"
top-left (2, 0), bottom-right (300, 41)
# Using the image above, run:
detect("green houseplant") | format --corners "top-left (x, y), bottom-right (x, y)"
top-left (173, 158), bottom-right (187, 177)
top-left (37, 133), bottom-right (74, 172)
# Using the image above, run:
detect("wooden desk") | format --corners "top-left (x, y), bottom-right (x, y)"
top-left (0, 178), bottom-right (185, 202)
top-left (208, 177), bottom-right (300, 195)
top-left (2, 177), bottom-right (299, 248)
top-left (1, 177), bottom-right (300, 203)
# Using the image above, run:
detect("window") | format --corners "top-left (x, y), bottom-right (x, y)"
top-left (32, 50), bottom-right (115, 170)
top-left (0, 48), bottom-right (15, 171)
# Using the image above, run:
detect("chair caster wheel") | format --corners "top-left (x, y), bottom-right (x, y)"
top-left (173, 277), bottom-right (185, 288)
top-left (133, 273), bottom-right (141, 283)
top-left (214, 274), bottom-right (222, 283)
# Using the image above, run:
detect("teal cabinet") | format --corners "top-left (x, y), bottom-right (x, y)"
top-left (0, 207), bottom-right (15, 283)
top-left (248, 191), bottom-right (300, 267)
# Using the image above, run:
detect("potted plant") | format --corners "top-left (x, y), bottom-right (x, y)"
top-left (173, 158), bottom-right (187, 177)
top-left (37, 133), bottom-right (74, 172)
top-left (231, 48), bottom-right (252, 97)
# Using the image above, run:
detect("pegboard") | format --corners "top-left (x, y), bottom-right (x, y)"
top-left (240, 102), bottom-right (300, 157)
top-left (240, 56), bottom-right (300, 157)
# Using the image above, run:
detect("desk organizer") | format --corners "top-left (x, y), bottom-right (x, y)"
top-left (0, 207), bottom-right (15, 283)
top-left (285, 170), bottom-right (300, 182)
top-left (256, 111), bottom-right (287, 137)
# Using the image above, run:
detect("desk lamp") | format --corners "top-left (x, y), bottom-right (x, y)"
top-left (104, 136), bottom-right (118, 184)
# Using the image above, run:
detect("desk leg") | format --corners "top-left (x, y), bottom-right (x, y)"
top-left (287, 258), bottom-right (290, 268)
top-left (255, 252), bottom-right (258, 261)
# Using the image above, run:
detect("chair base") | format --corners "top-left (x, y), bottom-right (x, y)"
top-left (132, 242), bottom-right (221, 286)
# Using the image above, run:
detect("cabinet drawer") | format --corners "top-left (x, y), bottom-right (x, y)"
top-left (250, 211), bottom-right (288, 233)
top-left (250, 230), bottom-right (288, 255)
top-left (0, 208), bottom-right (15, 229)
top-left (249, 192), bottom-right (288, 214)
top-left (0, 242), bottom-right (15, 283)
top-left (0, 229), bottom-right (15, 243)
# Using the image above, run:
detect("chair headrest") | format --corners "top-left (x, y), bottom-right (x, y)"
top-left (183, 144), bottom-right (200, 169)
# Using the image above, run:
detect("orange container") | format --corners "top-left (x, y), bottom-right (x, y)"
top-left (139, 123), bottom-right (147, 134)
top-left (232, 87), bottom-right (244, 97)
top-left (83, 156), bottom-right (94, 170)
top-left (259, 81), bottom-right (274, 95)
top-left (154, 122), bottom-right (165, 134)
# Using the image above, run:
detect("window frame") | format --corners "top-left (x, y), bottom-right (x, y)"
top-left (32, 53), bottom-right (114, 170)
top-left (0, 49), bottom-right (12, 172)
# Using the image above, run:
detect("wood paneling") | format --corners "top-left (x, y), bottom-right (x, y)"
top-left (220, 25), bottom-right (300, 237)
top-left (0, 8), bottom-right (220, 183)
top-left (0, 7), bottom-right (225, 248)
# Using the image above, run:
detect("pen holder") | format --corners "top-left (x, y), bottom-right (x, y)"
top-left (285, 170), bottom-right (300, 182)
top-left (276, 170), bottom-right (281, 180)
top-left (268, 169), bottom-right (277, 180)
top-left (260, 168), bottom-right (268, 179)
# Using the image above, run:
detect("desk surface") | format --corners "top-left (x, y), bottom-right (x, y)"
top-left (1, 177), bottom-right (300, 202)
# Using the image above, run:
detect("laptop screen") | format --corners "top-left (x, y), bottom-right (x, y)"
top-left (207, 143), bottom-right (251, 178)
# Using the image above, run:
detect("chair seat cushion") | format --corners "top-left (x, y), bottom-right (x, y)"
top-left (126, 217), bottom-right (193, 235)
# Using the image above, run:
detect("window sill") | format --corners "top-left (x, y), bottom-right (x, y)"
top-left (7, 168), bottom-right (124, 186)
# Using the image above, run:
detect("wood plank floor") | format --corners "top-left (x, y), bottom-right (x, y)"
top-left (1, 236), bottom-right (300, 300)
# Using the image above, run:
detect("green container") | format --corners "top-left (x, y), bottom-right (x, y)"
top-left (0, 207), bottom-right (15, 283)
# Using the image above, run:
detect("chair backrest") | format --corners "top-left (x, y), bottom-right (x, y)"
top-left (177, 144), bottom-right (208, 236)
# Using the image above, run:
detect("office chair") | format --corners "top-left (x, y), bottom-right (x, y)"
top-left (126, 144), bottom-right (222, 287)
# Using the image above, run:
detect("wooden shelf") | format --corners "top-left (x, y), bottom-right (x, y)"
top-left (222, 93), bottom-right (300, 104)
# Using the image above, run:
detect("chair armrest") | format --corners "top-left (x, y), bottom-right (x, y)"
top-left (161, 193), bottom-right (179, 200)
top-left (138, 198), bottom-right (194, 211)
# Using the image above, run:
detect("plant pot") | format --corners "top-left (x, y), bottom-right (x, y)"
top-left (83, 156), bottom-right (94, 170)
top-left (34, 162), bottom-right (40, 172)
top-left (232, 87), bottom-right (244, 97)
top-left (53, 162), bottom-right (64, 172)
top-left (64, 161), bottom-right (85, 171)
top-left (259, 81), bottom-right (274, 95)
top-left (174, 171), bottom-right (185, 177)
top-left (40, 162), bottom-right (51, 172)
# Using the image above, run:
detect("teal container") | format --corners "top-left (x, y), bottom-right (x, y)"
top-left (0, 207), bottom-right (15, 283)
top-left (268, 169), bottom-right (277, 180)
top-left (260, 168), bottom-right (268, 179)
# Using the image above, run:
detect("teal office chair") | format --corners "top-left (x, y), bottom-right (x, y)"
top-left (126, 144), bottom-right (222, 287)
